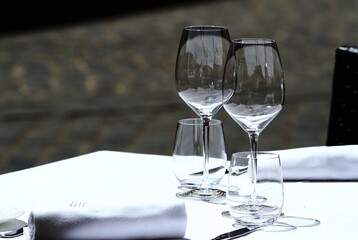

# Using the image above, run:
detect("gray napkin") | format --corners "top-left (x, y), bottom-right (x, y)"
top-left (273, 145), bottom-right (358, 181)
top-left (26, 200), bottom-right (187, 240)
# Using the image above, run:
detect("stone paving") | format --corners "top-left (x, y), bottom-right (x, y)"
top-left (0, 0), bottom-right (357, 173)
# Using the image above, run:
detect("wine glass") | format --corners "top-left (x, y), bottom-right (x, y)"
top-left (223, 38), bottom-right (285, 202)
top-left (175, 25), bottom-right (231, 201)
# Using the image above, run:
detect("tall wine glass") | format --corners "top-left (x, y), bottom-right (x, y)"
top-left (223, 38), bottom-right (285, 202)
top-left (175, 25), bottom-right (231, 201)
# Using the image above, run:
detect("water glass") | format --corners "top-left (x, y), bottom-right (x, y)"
top-left (172, 118), bottom-right (227, 190)
top-left (226, 152), bottom-right (284, 227)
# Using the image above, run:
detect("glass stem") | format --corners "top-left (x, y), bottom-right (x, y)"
top-left (200, 117), bottom-right (212, 195)
top-left (248, 132), bottom-right (259, 202)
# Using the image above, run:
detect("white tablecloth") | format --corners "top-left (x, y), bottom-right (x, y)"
top-left (1, 149), bottom-right (358, 239)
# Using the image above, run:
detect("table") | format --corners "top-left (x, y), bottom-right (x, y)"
top-left (1, 150), bottom-right (357, 239)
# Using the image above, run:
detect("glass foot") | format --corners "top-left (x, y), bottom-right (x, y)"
top-left (222, 210), bottom-right (284, 219)
top-left (176, 188), bottom-right (226, 204)
top-left (233, 221), bottom-right (296, 232)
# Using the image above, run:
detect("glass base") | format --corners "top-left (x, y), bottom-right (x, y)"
top-left (233, 221), bottom-right (296, 232)
top-left (222, 210), bottom-right (284, 219)
top-left (229, 204), bottom-right (282, 227)
top-left (232, 215), bottom-right (276, 228)
top-left (222, 211), bottom-right (319, 230)
top-left (176, 188), bottom-right (226, 204)
top-left (234, 203), bottom-right (278, 213)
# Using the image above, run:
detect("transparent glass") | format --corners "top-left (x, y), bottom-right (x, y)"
top-left (223, 38), bottom-right (285, 202)
top-left (175, 25), bottom-right (231, 201)
top-left (226, 152), bottom-right (284, 227)
top-left (172, 118), bottom-right (227, 191)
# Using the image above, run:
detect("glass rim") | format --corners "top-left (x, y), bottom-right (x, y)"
top-left (231, 38), bottom-right (276, 45)
top-left (178, 118), bottom-right (222, 126)
top-left (184, 25), bottom-right (228, 32)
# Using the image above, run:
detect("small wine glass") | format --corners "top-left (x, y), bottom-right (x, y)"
top-left (223, 38), bottom-right (285, 202)
top-left (172, 118), bottom-right (227, 197)
top-left (226, 152), bottom-right (284, 227)
top-left (175, 25), bottom-right (231, 201)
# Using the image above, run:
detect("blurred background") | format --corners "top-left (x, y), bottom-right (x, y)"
top-left (0, 0), bottom-right (357, 174)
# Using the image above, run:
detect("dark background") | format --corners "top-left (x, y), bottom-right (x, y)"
top-left (0, 1), bottom-right (205, 35)
top-left (0, 0), bottom-right (357, 174)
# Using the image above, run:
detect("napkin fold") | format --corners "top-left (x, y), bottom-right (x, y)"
top-left (272, 145), bottom-right (358, 181)
top-left (26, 199), bottom-right (187, 240)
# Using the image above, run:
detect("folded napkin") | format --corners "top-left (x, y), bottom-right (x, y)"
top-left (272, 145), bottom-right (358, 181)
top-left (26, 199), bottom-right (187, 240)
